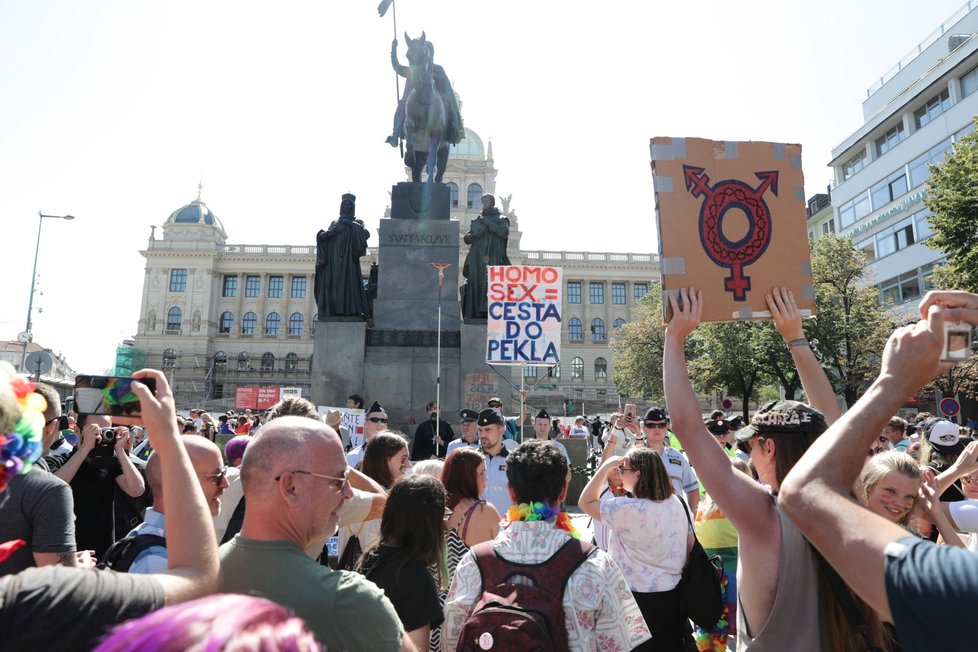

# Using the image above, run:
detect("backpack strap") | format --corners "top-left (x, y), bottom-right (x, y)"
top-left (472, 537), bottom-right (596, 600)
top-left (458, 500), bottom-right (482, 541)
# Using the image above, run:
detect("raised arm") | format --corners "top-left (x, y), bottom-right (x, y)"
top-left (348, 466), bottom-right (387, 521)
top-left (935, 440), bottom-right (978, 495)
top-left (663, 288), bottom-right (777, 535)
top-left (780, 306), bottom-right (952, 621)
top-left (126, 369), bottom-right (221, 603)
top-left (579, 456), bottom-right (621, 521)
top-left (113, 429), bottom-right (146, 498)
top-left (767, 287), bottom-right (842, 423)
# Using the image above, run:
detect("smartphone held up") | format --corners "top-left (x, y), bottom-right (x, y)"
top-left (73, 375), bottom-right (156, 419)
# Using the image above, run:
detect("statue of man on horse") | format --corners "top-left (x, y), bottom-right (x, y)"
top-left (386, 32), bottom-right (463, 183)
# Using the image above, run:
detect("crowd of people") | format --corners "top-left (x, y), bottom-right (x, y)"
top-left (1, 287), bottom-right (977, 651)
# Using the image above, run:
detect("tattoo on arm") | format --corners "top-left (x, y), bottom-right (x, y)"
top-left (57, 550), bottom-right (79, 567)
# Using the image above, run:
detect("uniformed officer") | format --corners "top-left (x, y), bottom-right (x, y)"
top-left (477, 408), bottom-right (513, 514)
top-left (640, 407), bottom-right (699, 512)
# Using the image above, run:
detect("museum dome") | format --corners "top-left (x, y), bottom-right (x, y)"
top-left (450, 128), bottom-right (486, 161)
top-left (167, 199), bottom-right (223, 229)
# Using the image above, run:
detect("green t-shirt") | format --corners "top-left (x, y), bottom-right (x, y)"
top-left (220, 536), bottom-right (404, 651)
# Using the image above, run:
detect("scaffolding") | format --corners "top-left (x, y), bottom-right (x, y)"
top-left (112, 342), bottom-right (146, 376)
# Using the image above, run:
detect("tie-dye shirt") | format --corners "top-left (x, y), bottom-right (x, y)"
top-left (601, 494), bottom-right (688, 592)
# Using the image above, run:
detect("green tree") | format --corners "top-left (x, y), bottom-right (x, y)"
top-left (688, 320), bottom-right (768, 421)
top-left (924, 118), bottom-right (978, 293)
top-left (805, 235), bottom-right (892, 407)
top-left (610, 289), bottom-right (666, 403)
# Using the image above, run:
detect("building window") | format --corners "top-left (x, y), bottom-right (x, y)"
top-left (879, 266), bottom-right (934, 305)
top-left (268, 275), bottom-right (284, 298)
top-left (260, 352), bottom-right (275, 371)
top-left (162, 348), bottom-right (176, 368)
top-left (962, 64), bottom-right (978, 97)
top-left (237, 352), bottom-right (251, 371)
top-left (466, 184), bottom-right (483, 209)
top-left (548, 364), bottom-right (560, 379)
top-left (591, 318), bottom-right (606, 341)
top-left (857, 237), bottom-right (876, 263)
top-left (634, 283), bottom-right (648, 302)
top-left (571, 357), bottom-right (584, 379)
top-left (594, 357), bottom-right (608, 381)
top-left (838, 191), bottom-right (871, 229)
top-left (222, 275), bottom-right (238, 297)
top-left (289, 313), bottom-right (304, 335)
top-left (567, 282), bottom-right (582, 304)
top-left (821, 219), bottom-right (835, 235)
top-left (568, 318), bottom-right (583, 341)
top-left (914, 87), bottom-right (952, 129)
top-left (875, 123), bottom-right (905, 157)
top-left (219, 312), bottom-right (234, 334)
top-left (870, 168), bottom-right (908, 210)
top-left (242, 312), bottom-right (257, 335)
top-left (843, 149), bottom-right (867, 180)
top-left (291, 276), bottom-right (307, 298)
top-left (614, 318), bottom-right (626, 329)
top-left (909, 138), bottom-right (952, 189)
top-left (589, 282), bottom-right (604, 304)
top-left (285, 352), bottom-right (299, 370)
top-left (524, 365), bottom-right (538, 378)
top-left (245, 275), bottom-right (261, 298)
top-left (265, 312), bottom-right (280, 335)
top-left (169, 269), bottom-right (187, 292)
top-left (612, 282), bottom-right (626, 305)
top-left (447, 182), bottom-right (459, 208)
top-left (914, 209), bottom-right (934, 241)
top-left (213, 351), bottom-right (227, 371)
top-left (166, 307), bottom-right (182, 331)
top-left (212, 384), bottom-right (224, 400)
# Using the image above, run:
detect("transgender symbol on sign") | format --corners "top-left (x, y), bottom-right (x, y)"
top-left (683, 165), bottom-right (778, 301)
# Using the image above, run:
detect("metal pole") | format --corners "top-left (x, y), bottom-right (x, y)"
top-left (431, 263), bottom-right (450, 457)
top-left (20, 214), bottom-right (45, 372)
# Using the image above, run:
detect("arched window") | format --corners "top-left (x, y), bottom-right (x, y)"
top-left (289, 313), bottom-right (304, 335)
top-left (594, 357), bottom-right (608, 381)
top-left (219, 312), bottom-right (234, 334)
top-left (213, 351), bottom-right (227, 371)
top-left (242, 312), bottom-right (257, 335)
top-left (466, 183), bottom-right (483, 209)
top-left (166, 307), bottom-right (182, 331)
top-left (265, 312), bottom-right (280, 335)
top-left (614, 318), bottom-right (626, 329)
top-left (162, 348), bottom-right (176, 368)
top-left (260, 352), bottom-right (275, 371)
top-left (237, 351), bottom-right (251, 371)
top-left (591, 318), bottom-right (606, 341)
top-left (571, 357), bottom-right (584, 379)
top-left (447, 182), bottom-right (459, 208)
top-left (285, 352), bottom-right (299, 370)
top-left (568, 318), bottom-right (583, 341)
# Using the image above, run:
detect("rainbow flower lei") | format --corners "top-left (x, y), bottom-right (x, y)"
top-left (504, 502), bottom-right (581, 539)
top-left (0, 375), bottom-right (45, 493)
top-left (694, 571), bottom-right (731, 652)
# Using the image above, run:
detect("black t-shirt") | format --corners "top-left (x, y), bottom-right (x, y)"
top-left (0, 565), bottom-right (164, 651)
top-left (361, 544), bottom-right (443, 632)
top-left (410, 420), bottom-right (456, 461)
top-left (70, 453), bottom-right (124, 559)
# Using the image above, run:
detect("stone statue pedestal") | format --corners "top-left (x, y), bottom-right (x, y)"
top-left (311, 320), bottom-right (366, 407)
top-left (390, 181), bottom-right (450, 220)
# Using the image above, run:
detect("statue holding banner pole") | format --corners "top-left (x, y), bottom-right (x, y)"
top-left (461, 195), bottom-right (510, 320)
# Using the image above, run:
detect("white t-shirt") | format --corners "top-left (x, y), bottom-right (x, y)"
top-left (600, 494), bottom-right (688, 592)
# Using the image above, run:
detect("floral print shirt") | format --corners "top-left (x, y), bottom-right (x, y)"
top-left (601, 494), bottom-right (688, 593)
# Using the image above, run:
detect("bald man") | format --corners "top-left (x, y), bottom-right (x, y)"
top-left (123, 436), bottom-right (229, 574)
top-left (220, 416), bottom-right (413, 652)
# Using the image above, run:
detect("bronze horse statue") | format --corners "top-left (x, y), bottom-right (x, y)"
top-left (400, 32), bottom-right (457, 183)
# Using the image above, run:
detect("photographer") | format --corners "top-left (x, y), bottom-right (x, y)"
top-left (46, 416), bottom-right (145, 558)
top-left (601, 411), bottom-right (639, 456)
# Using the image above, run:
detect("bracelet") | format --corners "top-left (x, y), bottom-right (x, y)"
top-left (786, 338), bottom-right (809, 348)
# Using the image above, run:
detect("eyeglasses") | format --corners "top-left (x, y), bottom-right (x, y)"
top-left (488, 402), bottom-right (502, 408)
top-left (443, 507), bottom-right (453, 521)
top-left (197, 466), bottom-right (229, 486)
top-left (367, 417), bottom-right (388, 424)
top-left (962, 475), bottom-right (977, 485)
top-left (274, 467), bottom-right (351, 490)
top-left (643, 421), bottom-right (668, 429)
top-left (618, 464), bottom-right (638, 473)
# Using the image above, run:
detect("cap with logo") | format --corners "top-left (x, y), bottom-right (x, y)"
top-left (459, 409), bottom-right (479, 423)
top-left (487, 397), bottom-right (503, 407)
top-left (643, 407), bottom-right (668, 422)
top-left (924, 419), bottom-right (965, 457)
top-left (735, 400), bottom-right (828, 441)
top-left (706, 419), bottom-right (730, 436)
top-left (535, 408), bottom-right (551, 421)
top-left (367, 401), bottom-right (386, 416)
top-left (477, 408), bottom-right (505, 427)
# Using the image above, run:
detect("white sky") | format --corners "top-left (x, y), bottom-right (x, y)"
top-left (0, 0), bottom-right (969, 374)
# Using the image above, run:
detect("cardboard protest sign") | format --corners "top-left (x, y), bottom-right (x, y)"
top-left (318, 406), bottom-right (366, 448)
top-left (650, 137), bottom-right (815, 323)
top-left (486, 265), bottom-right (562, 365)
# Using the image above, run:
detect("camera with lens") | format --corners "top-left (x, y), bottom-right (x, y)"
top-left (99, 427), bottom-right (118, 446)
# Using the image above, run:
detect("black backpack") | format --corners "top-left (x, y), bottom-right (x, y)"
top-left (455, 538), bottom-right (595, 652)
top-left (97, 534), bottom-right (167, 572)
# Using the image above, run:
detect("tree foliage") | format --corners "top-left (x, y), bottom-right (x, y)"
top-left (688, 320), bottom-right (767, 421)
top-left (805, 235), bottom-right (892, 407)
top-left (610, 289), bottom-right (666, 402)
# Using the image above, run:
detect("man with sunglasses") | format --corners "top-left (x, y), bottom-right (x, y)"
top-left (221, 416), bottom-right (411, 651)
top-left (640, 407), bottom-right (699, 513)
top-left (118, 436), bottom-right (229, 574)
top-left (347, 400), bottom-right (388, 468)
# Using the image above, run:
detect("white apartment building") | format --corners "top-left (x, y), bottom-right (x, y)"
top-left (829, 2), bottom-right (978, 318)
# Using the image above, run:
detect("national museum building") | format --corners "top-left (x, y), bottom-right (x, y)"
top-left (132, 125), bottom-right (658, 420)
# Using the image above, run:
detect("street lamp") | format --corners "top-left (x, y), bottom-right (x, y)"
top-left (19, 211), bottom-right (75, 372)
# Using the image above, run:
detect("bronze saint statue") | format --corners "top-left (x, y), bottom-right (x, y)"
top-left (315, 194), bottom-right (370, 321)
top-left (460, 195), bottom-right (510, 320)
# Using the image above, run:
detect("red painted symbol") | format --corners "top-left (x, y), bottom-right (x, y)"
top-left (683, 166), bottom-right (778, 301)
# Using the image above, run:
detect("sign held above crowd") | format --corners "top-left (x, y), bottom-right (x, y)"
top-left (486, 265), bottom-right (562, 365)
